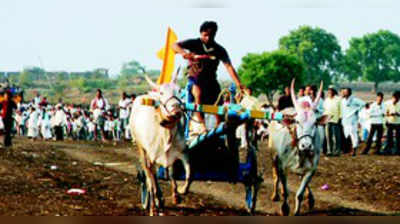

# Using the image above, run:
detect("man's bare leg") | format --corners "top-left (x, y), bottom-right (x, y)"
top-left (191, 84), bottom-right (206, 134)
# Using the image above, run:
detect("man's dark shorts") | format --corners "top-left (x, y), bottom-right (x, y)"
top-left (188, 76), bottom-right (221, 105)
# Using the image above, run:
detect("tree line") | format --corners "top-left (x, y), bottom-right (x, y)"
top-left (1, 61), bottom-right (160, 97)
top-left (3, 25), bottom-right (399, 101)
top-left (238, 26), bottom-right (400, 101)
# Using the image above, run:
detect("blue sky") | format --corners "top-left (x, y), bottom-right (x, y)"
top-left (1, 0), bottom-right (400, 80)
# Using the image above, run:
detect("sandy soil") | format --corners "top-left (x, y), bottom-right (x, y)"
top-left (0, 137), bottom-right (398, 216)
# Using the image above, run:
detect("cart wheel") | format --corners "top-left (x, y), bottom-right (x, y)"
top-left (245, 181), bottom-right (260, 214)
top-left (138, 171), bottom-right (150, 210)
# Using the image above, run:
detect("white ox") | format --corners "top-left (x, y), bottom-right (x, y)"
top-left (268, 79), bottom-right (328, 216)
top-left (130, 76), bottom-right (190, 216)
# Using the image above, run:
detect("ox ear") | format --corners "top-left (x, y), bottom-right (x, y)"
top-left (316, 115), bottom-right (330, 126)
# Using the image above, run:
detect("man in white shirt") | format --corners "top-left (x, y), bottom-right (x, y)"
top-left (383, 91), bottom-right (400, 155)
top-left (118, 92), bottom-right (131, 140)
top-left (87, 118), bottom-right (96, 140)
top-left (54, 104), bottom-right (67, 141)
top-left (90, 89), bottom-right (109, 141)
top-left (14, 109), bottom-right (23, 136)
top-left (362, 92), bottom-right (385, 155)
top-left (297, 85), bottom-right (313, 108)
top-left (33, 92), bottom-right (41, 107)
top-left (324, 87), bottom-right (342, 156)
top-left (27, 107), bottom-right (40, 140)
top-left (341, 88), bottom-right (365, 156)
top-left (39, 107), bottom-right (52, 140)
top-left (359, 103), bottom-right (371, 142)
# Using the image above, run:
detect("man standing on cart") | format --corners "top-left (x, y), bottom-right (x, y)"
top-left (173, 21), bottom-right (245, 135)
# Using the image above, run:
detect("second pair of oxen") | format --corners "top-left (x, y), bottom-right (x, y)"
top-left (268, 79), bottom-right (328, 215)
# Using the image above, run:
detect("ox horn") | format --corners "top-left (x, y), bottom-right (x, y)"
top-left (290, 78), bottom-right (299, 110)
top-left (145, 75), bottom-right (158, 90)
top-left (171, 66), bottom-right (181, 84)
top-left (313, 81), bottom-right (324, 109)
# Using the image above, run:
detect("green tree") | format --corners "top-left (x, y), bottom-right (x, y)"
top-left (279, 26), bottom-right (343, 85)
top-left (24, 66), bottom-right (45, 81)
top-left (343, 30), bottom-right (400, 92)
top-left (238, 50), bottom-right (305, 103)
top-left (117, 77), bottom-right (130, 91)
top-left (120, 60), bottom-right (145, 78)
top-left (50, 74), bottom-right (66, 97)
top-left (146, 69), bottom-right (161, 78)
top-left (92, 68), bottom-right (109, 79)
top-left (18, 70), bottom-right (33, 88)
top-left (70, 77), bottom-right (87, 91)
top-left (8, 73), bottom-right (20, 85)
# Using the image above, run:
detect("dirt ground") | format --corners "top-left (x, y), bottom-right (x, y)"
top-left (0, 137), bottom-right (399, 216)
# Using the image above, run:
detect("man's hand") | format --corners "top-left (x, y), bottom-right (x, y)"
top-left (182, 52), bottom-right (195, 60)
top-left (224, 62), bottom-right (244, 95)
top-left (240, 85), bottom-right (251, 96)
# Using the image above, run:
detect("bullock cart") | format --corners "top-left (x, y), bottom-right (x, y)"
top-left (137, 94), bottom-right (283, 214)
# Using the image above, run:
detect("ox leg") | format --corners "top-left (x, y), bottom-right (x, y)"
top-left (280, 171), bottom-right (290, 216)
top-left (142, 163), bottom-right (157, 216)
top-left (178, 154), bottom-right (191, 195)
top-left (294, 171), bottom-right (314, 216)
top-left (305, 185), bottom-right (315, 210)
top-left (270, 156), bottom-right (281, 202)
top-left (138, 146), bottom-right (158, 216)
top-left (168, 167), bottom-right (180, 204)
top-left (153, 176), bottom-right (165, 215)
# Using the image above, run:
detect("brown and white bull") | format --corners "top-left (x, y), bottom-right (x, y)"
top-left (268, 79), bottom-right (328, 216)
top-left (130, 76), bottom-right (190, 216)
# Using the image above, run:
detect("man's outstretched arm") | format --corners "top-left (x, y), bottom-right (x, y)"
top-left (172, 42), bottom-right (192, 59)
top-left (224, 62), bottom-right (244, 90)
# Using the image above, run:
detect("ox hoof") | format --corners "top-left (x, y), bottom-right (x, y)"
top-left (271, 194), bottom-right (280, 202)
top-left (178, 186), bottom-right (189, 195)
top-left (172, 194), bottom-right (181, 205)
top-left (149, 209), bottom-right (161, 216)
top-left (280, 202), bottom-right (290, 216)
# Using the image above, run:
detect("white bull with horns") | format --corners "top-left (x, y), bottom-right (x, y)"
top-left (268, 79), bottom-right (329, 216)
top-left (130, 75), bottom-right (191, 216)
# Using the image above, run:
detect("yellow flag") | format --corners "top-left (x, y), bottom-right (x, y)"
top-left (157, 27), bottom-right (178, 84)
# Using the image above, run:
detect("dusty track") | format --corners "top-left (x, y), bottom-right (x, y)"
top-left (0, 138), bottom-right (399, 215)
top-left (58, 140), bottom-right (398, 216)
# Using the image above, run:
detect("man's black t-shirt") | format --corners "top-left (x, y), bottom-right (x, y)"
top-left (178, 38), bottom-right (231, 82)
